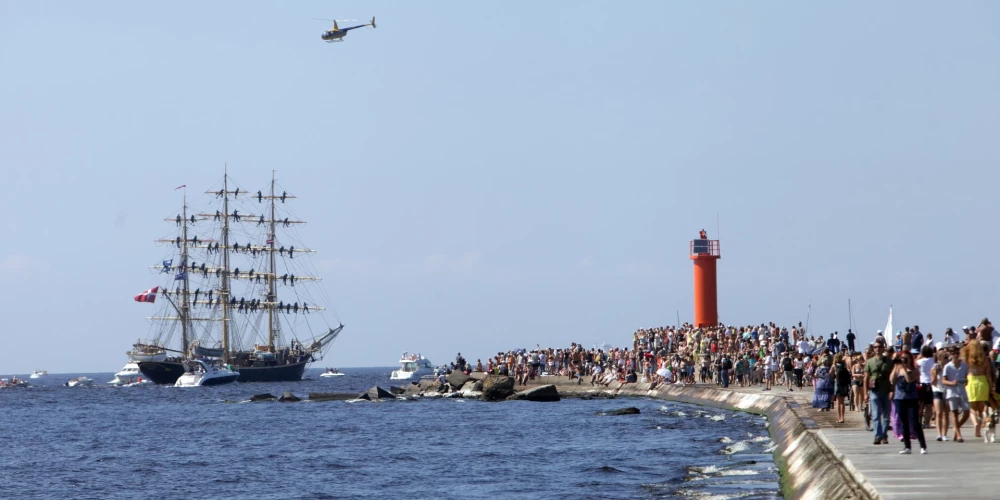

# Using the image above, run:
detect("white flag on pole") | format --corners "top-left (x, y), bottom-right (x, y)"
top-left (884, 306), bottom-right (893, 344)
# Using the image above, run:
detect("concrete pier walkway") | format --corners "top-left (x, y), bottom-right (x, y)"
top-left (502, 374), bottom-right (997, 499)
top-left (683, 382), bottom-right (995, 499)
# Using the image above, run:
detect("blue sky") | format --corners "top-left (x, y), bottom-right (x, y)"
top-left (1, 1), bottom-right (999, 374)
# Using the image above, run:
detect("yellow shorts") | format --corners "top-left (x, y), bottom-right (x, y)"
top-left (967, 374), bottom-right (990, 403)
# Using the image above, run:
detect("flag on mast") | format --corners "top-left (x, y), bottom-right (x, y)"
top-left (134, 286), bottom-right (160, 303)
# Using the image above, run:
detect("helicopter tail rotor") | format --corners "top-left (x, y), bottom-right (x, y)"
top-left (371, 16), bottom-right (376, 29)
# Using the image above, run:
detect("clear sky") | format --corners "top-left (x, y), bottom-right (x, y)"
top-left (1, 1), bottom-right (999, 374)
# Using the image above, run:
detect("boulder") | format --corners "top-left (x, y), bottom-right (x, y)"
top-left (358, 386), bottom-right (397, 401)
top-left (388, 385), bottom-right (407, 395)
top-left (307, 392), bottom-right (357, 402)
top-left (278, 391), bottom-right (301, 402)
top-left (600, 407), bottom-right (640, 416)
top-left (480, 375), bottom-right (515, 402)
top-left (402, 382), bottom-right (423, 397)
top-left (507, 384), bottom-right (560, 402)
top-left (250, 393), bottom-right (277, 402)
top-left (418, 378), bottom-right (441, 391)
top-left (473, 379), bottom-right (484, 391)
top-left (446, 371), bottom-right (471, 390)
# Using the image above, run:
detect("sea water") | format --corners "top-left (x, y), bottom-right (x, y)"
top-left (0, 368), bottom-right (780, 499)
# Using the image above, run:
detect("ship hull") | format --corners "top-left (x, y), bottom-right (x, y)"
top-left (137, 361), bottom-right (185, 385)
top-left (235, 360), bottom-right (309, 383)
top-left (140, 359), bottom-right (310, 384)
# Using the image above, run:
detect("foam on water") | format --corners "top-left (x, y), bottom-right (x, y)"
top-left (721, 440), bottom-right (752, 455)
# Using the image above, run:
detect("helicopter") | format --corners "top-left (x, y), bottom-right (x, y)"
top-left (316, 17), bottom-right (376, 43)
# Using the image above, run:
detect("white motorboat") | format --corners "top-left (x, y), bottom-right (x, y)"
top-left (390, 352), bottom-right (435, 381)
top-left (30, 369), bottom-right (47, 379)
top-left (320, 368), bottom-right (345, 377)
top-left (108, 362), bottom-right (149, 386)
top-left (65, 377), bottom-right (95, 387)
top-left (174, 359), bottom-right (239, 387)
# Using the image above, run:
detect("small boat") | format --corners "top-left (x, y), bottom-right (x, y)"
top-left (1, 377), bottom-right (29, 388)
top-left (30, 369), bottom-right (47, 379)
top-left (174, 359), bottom-right (239, 387)
top-left (108, 362), bottom-right (149, 386)
top-left (390, 352), bottom-right (435, 381)
top-left (189, 340), bottom-right (225, 359)
top-left (65, 377), bottom-right (95, 387)
top-left (127, 340), bottom-right (169, 363)
top-left (320, 368), bottom-right (345, 377)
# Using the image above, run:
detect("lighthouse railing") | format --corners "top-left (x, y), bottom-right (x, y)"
top-left (690, 240), bottom-right (720, 257)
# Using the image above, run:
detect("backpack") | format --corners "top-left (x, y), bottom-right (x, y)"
top-left (836, 364), bottom-right (851, 384)
top-left (782, 357), bottom-right (793, 371)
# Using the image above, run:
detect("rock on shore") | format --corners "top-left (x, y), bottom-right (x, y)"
top-left (278, 391), bottom-right (301, 402)
top-left (480, 375), bottom-right (515, 402)
top-left (446, 372), bottom-right (473, 390)
top-left (600, 407), bottom-right (640, 416)
top-left (506, 384), bottom-right (560, 402)
top-left (357, 386), bottom-right (398, 401)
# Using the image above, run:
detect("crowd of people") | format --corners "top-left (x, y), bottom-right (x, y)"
top-left (474, 317), bottom-right (1000, 456)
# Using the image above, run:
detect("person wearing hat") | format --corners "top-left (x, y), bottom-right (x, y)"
top-left (945, 328), bottom-right (959, 344)
top-left (865, 336), bottom-right (893, 445)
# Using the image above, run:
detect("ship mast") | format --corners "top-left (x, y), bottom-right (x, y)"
top-left (267, 170), bottom-right (278, 349)
top-left (180, 188), bottom-right (191, 356)
top-left (220, 166), bottom-right (232, 363)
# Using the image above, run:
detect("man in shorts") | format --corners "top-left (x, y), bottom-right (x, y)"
top-left (943, 346), bottom-right (970, 441)
top-left (763, 353), bottom-right (774, 391)
top-left (781, 352), bottom-right (795, 391)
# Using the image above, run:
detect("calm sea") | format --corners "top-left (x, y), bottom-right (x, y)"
top-left (0, 368), bottom-right (780, 499)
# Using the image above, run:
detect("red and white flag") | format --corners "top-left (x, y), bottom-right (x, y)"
top-left (134, 286), bottom-right (160, 303)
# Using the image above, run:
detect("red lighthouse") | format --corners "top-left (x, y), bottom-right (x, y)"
top-left (690, 229), bottom-right (721, 328)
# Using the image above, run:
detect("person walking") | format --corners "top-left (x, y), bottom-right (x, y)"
top-left (834, 353), bottom-right (852, 423)
top-left (931, 350), bottom-right (950, 441)
top-left (865, 337), bottom-right (893, 445)
top-left (812, 354), bottom-right (834, 412)
top-left (942, 346), bottom-right (969, 442)
top-left (891, 350), bottom-right (928, 454)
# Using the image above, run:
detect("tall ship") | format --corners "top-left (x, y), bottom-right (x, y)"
top-left (133, 169), bottom-right (344, 384)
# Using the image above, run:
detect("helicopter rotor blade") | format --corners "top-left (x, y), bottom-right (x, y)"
top-left (310, 18), bottom-right (357, 22)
